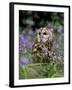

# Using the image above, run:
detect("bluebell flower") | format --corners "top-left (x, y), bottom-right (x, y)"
top-left (56, 44), bottom-right (59, 48)
top-left (19, 44), bottom-right (27, 52)
top-left (27, 42), bottom-right (34, 49)
top-left (20, 57), bottom-right (29, 65)
top-left (57, 28), bottom-right (62, 33)
top-left (47, 21), bottom-right (51, 28)
top-left (19, 45), bottom-right (24, 51)
top-left (57, 26), bottom-right (63, 33)
top-left (19, 34), bottom-right (24, 43)
top-left (19, 34), bottom-right (28, 44)
top-left (28, 29), bottom-right (34, 35)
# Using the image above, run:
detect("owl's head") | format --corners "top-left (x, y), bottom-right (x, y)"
top-left (37, 27), bottom-right (53, 43)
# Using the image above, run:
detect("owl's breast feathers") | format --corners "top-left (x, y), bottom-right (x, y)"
top-left (32, 41), bottom-right (54, 57)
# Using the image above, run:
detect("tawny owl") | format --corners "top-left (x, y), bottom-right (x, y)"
top-left (32, 27), bottom-right (55, 63)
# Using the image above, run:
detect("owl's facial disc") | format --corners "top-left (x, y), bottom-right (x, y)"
top-left (37, 27), bottom-right (53, 43)
top-left (40, 28), bottom-right (49, 43)
top-left (41, 34), bottom-right (49, 43)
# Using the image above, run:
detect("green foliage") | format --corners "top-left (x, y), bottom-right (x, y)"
top-left (19, 60), bottom-right (64, 79)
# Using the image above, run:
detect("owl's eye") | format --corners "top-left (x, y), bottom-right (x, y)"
top-left (43, 32), bottom-right (47, 35)
top-left (39, 32), bottom-right (41, 35)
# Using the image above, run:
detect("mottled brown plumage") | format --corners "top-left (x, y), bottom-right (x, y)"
top-left (32, 27), bottom-right (55, 63)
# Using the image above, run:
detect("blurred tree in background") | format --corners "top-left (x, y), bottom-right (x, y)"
top-left (19, 10), bottom-right (64, 32)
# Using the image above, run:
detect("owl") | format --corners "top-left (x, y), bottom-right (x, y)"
top-left (37, 27), bottom-right (53, 51)
top-left (32, 27), bottom-right (55, 63)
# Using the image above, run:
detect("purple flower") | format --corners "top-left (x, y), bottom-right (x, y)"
top-left (57, 26), bottom-right (63, 33)
top-left (28, 29), bottom-right (34, 35)
top-left (56, 44), bottom-right (59, 48)
top-left (19, 46), bottom-right (24, 51)
top-left (20, 57), bottom-right (29, 65)
top-left (27, 42), bottom-right (34, 49)
top-left (19, 34), bottom-right (24, 42)
top-left (57, 28), bottom-right (62, 33)
top-left (53, 41), bottom-right (59, 49)
top-left (19, 34), bottom-right (28, 44)
top-left (47, 21), bottom-right (51, 28)
top-left (19, 44), bottom-right (27, 52)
